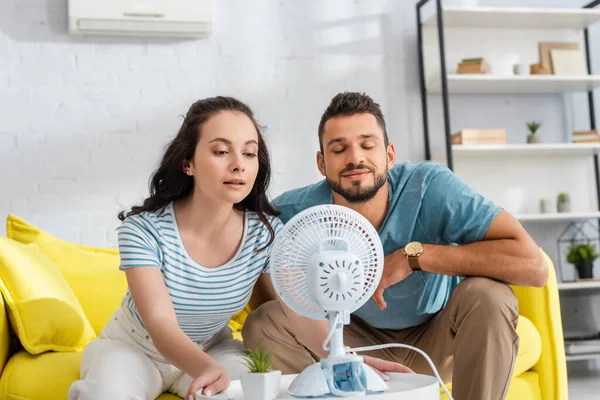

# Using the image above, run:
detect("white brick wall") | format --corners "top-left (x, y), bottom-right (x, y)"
top-left (1, 0), bottom-right (597, 248)
top-left (0, 0), bottom-right (423, 246)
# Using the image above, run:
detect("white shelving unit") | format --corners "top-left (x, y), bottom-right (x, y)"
top-left (566, 353), bottom-right (600, 362)
top-left (516, 212), bottom-right (600, 222)
top-left (451, 143), bottom-right (600, 157)
top-left (428, 74), bottom-right (600, 94)
top-left (558, 281), bottom-right (600, 291)
top-left (419, 4), bottom-right (600, 364)
top-left (423, 7), bottom-right (600, 30)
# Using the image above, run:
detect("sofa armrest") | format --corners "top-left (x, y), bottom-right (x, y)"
top-left (511, 249), bottom-right (568, 400)
top-left (0, 294), bottom-right (11, 375)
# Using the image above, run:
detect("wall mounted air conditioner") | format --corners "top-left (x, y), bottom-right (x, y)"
top-left (68, 0), bottom-right (213, 38)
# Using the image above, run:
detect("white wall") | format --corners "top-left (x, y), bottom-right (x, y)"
top-left (0, 0), bottom-right (421, 246)
top-left (0, 0), bottom-right (598, 251)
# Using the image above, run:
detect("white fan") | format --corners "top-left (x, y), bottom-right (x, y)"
top-left (270, 205), bottom-right (454, 399)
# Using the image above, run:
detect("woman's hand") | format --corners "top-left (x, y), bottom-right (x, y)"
top-left (187, 360), bottom-right (230, 400)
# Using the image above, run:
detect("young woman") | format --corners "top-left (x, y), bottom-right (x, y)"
top-left (69, 97), bottom-right (282, 400)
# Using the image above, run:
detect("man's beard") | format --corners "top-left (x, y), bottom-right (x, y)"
top-left (327, 166), bottom-right (387, 204)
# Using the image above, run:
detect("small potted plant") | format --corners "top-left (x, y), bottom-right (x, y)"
top-left (240, 344), bottom-right (281, 400)
top-left (526, 121), bottom-right (541, 143)
top-left (557, 192), bottom-right (570, 213)
top-left (567, 242), bottom-right (598, 279)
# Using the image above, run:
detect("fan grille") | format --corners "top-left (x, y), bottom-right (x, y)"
top-left (270, 205), bottom-right (384, 320)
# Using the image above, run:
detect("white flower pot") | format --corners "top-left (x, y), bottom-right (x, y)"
top-left (240, 371), bottom-right (281, 400)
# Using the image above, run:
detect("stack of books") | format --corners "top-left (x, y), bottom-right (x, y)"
top-left (456, 57), bottom-right (490, 74)
top-left (452, 129), bottom-right (507, 145)
top-left (572, 130), bottom-right (600, 143)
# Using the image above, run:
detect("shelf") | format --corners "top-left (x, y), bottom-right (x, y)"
top-left (566, 353), bottom-right (600, 362)
top-left (450, 143), bottom-right (600, 157)
top-left (428, 74), bottom-right (600, 94)
top-left (558, 281), bottom-right (600, 291)
top-left (515, 212), bottom-right (600, 222)
top-left (422, 7), bottom-right (600, 30)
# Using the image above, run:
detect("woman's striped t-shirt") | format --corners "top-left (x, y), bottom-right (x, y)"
top-left (116, 201), bottom-right (283, 342)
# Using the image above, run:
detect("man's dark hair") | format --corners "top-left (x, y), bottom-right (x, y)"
top-left (317, 92), bottom-right (389, 153)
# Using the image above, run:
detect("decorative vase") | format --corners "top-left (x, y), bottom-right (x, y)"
top-left (557, 201), bottom-right (570, 213)
top-left (576, 260), bottom-right (594, 279)
top-left (527, 133), bottom-right (540, 143)
top-left (539, 199), bottom-right (551, 213)
top-left (241, 371), bottom-right (281, 400)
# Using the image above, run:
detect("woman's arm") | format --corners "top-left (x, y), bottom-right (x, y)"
top-left (125, 267), bottom-right (218, 377)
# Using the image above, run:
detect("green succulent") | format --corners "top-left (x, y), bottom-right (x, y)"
top-left (557, 192), bottom-right (569, 203)
top-left (567, 242), bottom-right (598, 265)
top-left (526, 121), bottom-right (541, 134)
top-left (241, 344), bottom-right (275, 373)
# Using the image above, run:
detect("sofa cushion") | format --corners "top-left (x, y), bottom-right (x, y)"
top-left (0, 350), bottom-right (82, 400)
top-left (0, 237), bottom-right (96, 354)
top-left (0, 350), bottom-right (192, 400)
top-left (6, 214), bottom-right (127, 335)
top-left (514, 315), bottom-right (542, 377)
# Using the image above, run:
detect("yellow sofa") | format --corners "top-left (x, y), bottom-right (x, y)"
top-left (0, 215), bottom-right (568, 400)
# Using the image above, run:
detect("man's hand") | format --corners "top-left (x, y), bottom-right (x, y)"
top-left (187, 360), bottom-right (230, 399)
top-left (372, 250), bottom-right (413, 310)
top-left (363, 355), bottom-right (414, 379)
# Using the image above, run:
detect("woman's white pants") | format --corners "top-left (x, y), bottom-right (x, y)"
top-left (68, 308), bottom-right (248, 400)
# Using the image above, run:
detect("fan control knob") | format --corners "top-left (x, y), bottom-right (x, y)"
top-left (333, 272), bottom-right (351, 292)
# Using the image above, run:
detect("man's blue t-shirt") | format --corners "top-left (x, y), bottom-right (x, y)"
top-left (273, 161), bottom-right (502, 330)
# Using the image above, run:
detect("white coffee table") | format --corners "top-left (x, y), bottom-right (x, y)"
top-left (196, 373), bottom-right (440, 400)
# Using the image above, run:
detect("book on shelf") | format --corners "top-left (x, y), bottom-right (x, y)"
top-left (572, 129), bottom-right (600, 143)
top-left (452, 129), bottom-right (507, 145)
top-left (457, 57), bottom-right (490, 74)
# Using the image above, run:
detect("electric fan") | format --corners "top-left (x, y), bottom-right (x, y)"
top-left (270, 204), bottom-right (454, 399)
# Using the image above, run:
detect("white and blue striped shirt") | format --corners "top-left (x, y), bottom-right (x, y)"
top-left (117, 201), bottom-right (283, 342)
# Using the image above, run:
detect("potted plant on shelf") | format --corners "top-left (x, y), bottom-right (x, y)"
top-left (557, 192), bottom-right (570, 213)
top-left (526, 121), bottom-right (541, 143)
top-left (240, 344), bottom-right (281, 400)
top-left (567, 242), bottom-right (598, 280)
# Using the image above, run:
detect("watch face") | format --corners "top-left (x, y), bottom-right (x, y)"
top-left (406, 242), bottom-right (423, 256)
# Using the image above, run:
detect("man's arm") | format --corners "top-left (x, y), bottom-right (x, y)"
top-left (418, 210), bottom-right (548, 287)
top-left (373, 210), bottom-right (548, 310)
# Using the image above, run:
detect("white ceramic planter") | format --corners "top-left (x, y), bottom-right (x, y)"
top-left (240, 371), bottom-right (281, 400)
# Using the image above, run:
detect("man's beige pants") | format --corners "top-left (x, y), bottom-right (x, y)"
top-left (242, 277), bottom-right (520, 400)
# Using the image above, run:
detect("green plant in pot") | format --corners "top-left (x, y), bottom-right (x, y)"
top-left (526, 121), bottom-right (541, 143)
top-left (567, 242), bottom-right (598, 279)
top-left (557, 192), bottom-right (570, 213)
top-left (240, 344), bottom-right (281, 400)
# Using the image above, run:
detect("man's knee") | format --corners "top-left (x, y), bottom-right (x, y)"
top-left (455, 277), bottom-right (519, 324)
top-left (242, 300), bottom-right (288, 349)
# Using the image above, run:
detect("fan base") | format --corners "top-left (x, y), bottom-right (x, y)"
top-left (288, 355), bottom-right (388, 397)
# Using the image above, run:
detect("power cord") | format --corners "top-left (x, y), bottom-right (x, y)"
top-left (322, 314), bottom-right (453, 399)
top-left (349, 343), bottom-right (454, 400)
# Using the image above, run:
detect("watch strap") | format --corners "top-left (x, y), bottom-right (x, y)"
top-left (407, 255), bottom-right (421, 271)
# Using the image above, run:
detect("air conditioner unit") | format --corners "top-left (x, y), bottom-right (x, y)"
top-left (68, 0), bottom-right (213, 38)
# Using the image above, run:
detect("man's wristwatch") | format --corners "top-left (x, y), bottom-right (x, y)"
top-left (403, 241), bottom-right (424, 271)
